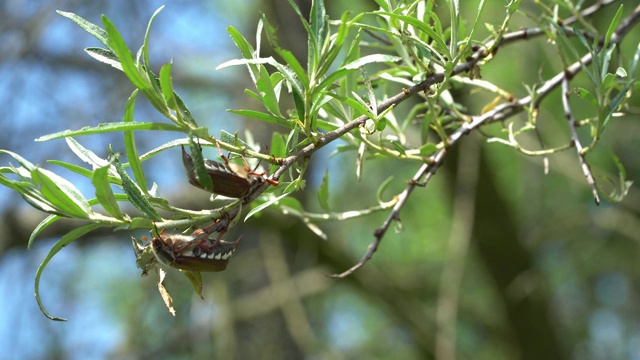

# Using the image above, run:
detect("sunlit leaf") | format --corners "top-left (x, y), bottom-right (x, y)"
top-left (36, 122), bottom-right (184, 142)
top-left (318, 169), bottom-right (331, 212)
top-left (31, 168), bottom-right (92, 218)
top-left (35, 223), bottom-right (105, 321)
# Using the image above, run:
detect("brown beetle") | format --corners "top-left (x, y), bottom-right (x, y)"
top-left (181, 145), bottom-right (278, 198)
top-left (150, 227), bottom-right (240, 272)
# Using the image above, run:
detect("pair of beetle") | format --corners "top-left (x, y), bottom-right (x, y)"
top-left (149, 143), bottom-right (278, 272)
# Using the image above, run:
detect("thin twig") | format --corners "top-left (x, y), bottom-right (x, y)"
top-left (328, 149), bottom-right (447, 278)
top-left (562, 75), bottom-right (601, 205)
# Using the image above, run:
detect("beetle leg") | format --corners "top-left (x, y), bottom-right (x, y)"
top-left (190, 213), bottom-right (231, 252)
top-left (214, 138), bottom-right (232, 165)
top-left (210, 228), bottom-right (227, 248)
top-left (245, 147), bottom-right (280, 186)
top-left (208, 211), bottom-right (231, 249)
top-left (244, 168), bottom-right (279, 186)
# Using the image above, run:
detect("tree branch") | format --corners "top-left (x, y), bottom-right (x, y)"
top-left (327, 4), bottom-right (640, 277)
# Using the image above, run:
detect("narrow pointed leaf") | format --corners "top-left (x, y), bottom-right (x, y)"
top-left (317, 169), bottom-right (331, 212)
top-left (31, 168), bottom-right (91, 218)
top-left (57, 10), bottom-right (110, 49)
top-left (112, 151), bottom-right (161, 221)
top-left (28, 215), bottom-right (61, 249)
top-left (92, 164), bottom-right (123, 219)
top-left (123, 90), bottom-right (149, 191)
top-left (35, 223), bottom-right (104, 321)
top-left (35, 122), bottom-right (184, 142)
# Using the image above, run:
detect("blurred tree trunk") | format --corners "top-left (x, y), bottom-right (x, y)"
top-left (470, 144), bottom-right (567, 360)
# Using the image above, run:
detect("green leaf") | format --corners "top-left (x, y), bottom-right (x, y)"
top-left (31, 168), bottom-right (92, 219)
top-left (0, 168), bottom-right (64, 216)
top-left (376, 176), bottom-right (394, 205)
top-left (448, 0), bottom-right (460, 59)
top-left (277, 196), bottom-right (305, 212)
top-left (604, 5), bottom-right (624, 50)
top-left (92, 163), bottom-right (123, 219)
top-left (376, 12), bottom-right (451, 59)
top-left (630, 42), bottom-right (640, 79)
top-left (85, 47), bottom-right (122, 70)
top-left (188, 136), bottom-right (214, 193)
top-left (270, 132), bottom-right (287, 158)
top-left (181, 270), bottom-right (204, 299)
top-left (316, 11), bottom-right (350, 79)
top-left (219, 130), bottom-right (249, 149)
top-left (256, 65), bottom-right (283, 116)
top-left (112, 149), bottom-right (161, 221)
top-left (361, 66), bottom-right (377, 118)
top-left (327, 92), bottom-right (374, 119)
top-left (227, 26), bottom-right (256, 61)
top-left (276, 48), bottom-right (309, 86)
top-left (101, 15), bottom-right (169, 118)
top-left (388, 140), bottom-right (406, 155)
top-left (35, 122), bottom-right (184, 142)
top-left (218, 56), bottom-right (307, 107)
top-left (602, 72), bottom-right (617, 90)
top-left (21, 191), bottom-right (65, 216)
top-left (102, 16), bottom-right (148, 90)
top-left (127, 217), bottom-right (155, 230)
top-left (123, 90), bottom-right (149, 192)
top-left (142, 6), bottom-right (165, 74)
top-left (317, 169), bottom-right (331, 212)
top-left (419, 143), bottom-right (438, 156)
top-left (228, 109), bottom-right (292, 129)
top-left (312, 68), bottom-right (356, 100)
top-left (272, 62), bottom-right (307, 106)
top-left (610, 151), bottom-right (633, 201)
top-left (1, 172), bottom-right (66, 215)
top-left (573, 29), bottom-right (599, 86)
top-left (464, 0), bottom-right (487, 56)
top-left (0, 149), bottom-right (38, 171)
top-left (35, 223), bottom-right (104, 321)
top-left (174, 92), bottom-right (198, 127)
top-left (309, 0), bottom-right (327, 46)
top-left (342, 54), bottom-right (403, 70)
top-left (245, 191), bottom-right (291, 221)
top-left (374, 0), bottom-right (390, 11)
top-left (596, 152), bottom-right (633, 203)
top-left (216, 57), bottom-right (273, 70)
top-left (159, 62), bottom-right (177, 110)
top-left (284, 0), bottom-right (314, 72)
top-left (49, 160), bottom-right (119, 185)
top-left (57, 10), bottom-right (110, 49)
top-left (28, 215), bottom-right (60, 249)
top-left (575, 87), bottom-right (598, 107)
top-left (64, 137), bottom-right (110, 170)
top-left (259, 15), bottom-right (309, 86)
top-left (603, 81), bottom-right (632, 129)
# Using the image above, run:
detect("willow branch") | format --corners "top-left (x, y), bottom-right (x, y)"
top-left (327, 4), bottom-right (640, 277)
top-left (562, 75), bottom-right (600, 205)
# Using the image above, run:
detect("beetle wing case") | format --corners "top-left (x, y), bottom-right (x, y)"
top-left (151, 232), bottom-right (240, 272)
top-left (182, 146), bottom-right (258, 198)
